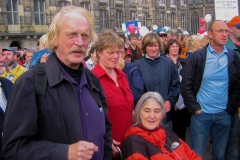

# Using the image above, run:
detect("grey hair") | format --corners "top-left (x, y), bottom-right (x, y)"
top-left (39, 34), bottom-right (48, 46)
top-left (47, 6), bottom-right (96, 51)
top-left (133, 92), bottom-right (166, 126)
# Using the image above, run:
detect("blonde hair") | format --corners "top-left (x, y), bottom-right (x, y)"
top-left (202, 36), bottom-right (209, 46)
top-left (186, 35), bottom-right (203, 52)
top-left (47, 6), bottom-right (96, 51)
top-left (133, 92), bottom-right (166, 126)
top-left (94, 30), bottom-right (124, 60)
top-left (142, 32), bottom-right (163, 54)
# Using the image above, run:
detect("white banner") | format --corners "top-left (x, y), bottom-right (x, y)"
top-left (215, 0), bottom-right (239, 21)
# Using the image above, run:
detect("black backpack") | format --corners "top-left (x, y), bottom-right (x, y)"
top-left (33, 63), bottom-right (47, 108)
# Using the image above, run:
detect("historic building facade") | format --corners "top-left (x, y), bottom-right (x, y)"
top-left (0, 0), bottom-right (223, 50)
top-left (188, 0), bottom-right (215, 35)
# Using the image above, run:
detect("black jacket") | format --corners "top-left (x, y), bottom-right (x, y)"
top-left (181, 45), bottom-right (240, 114)
top-left (0, 77), bottom-right (12, 160)
top-left (0, 77), bottom-right (12, 130)
top-left (2, 54), bottom-right (113, 160)
top-left (123, 62), bottom-right (144, 105)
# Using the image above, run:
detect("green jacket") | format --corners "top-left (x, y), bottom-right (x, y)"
top-left (226, 37), bottom-right (240, 55)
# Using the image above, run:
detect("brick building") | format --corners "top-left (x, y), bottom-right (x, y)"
top-left (0, 0), bottom-right (222, 50)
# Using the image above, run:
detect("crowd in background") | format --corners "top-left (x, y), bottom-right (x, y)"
top-left (0, 5), bottom-right (239, 160)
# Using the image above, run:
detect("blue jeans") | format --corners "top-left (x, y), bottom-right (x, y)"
top-left (226, 112), bottom-right (240, 160)
top-left (190, 111), bottom-right (231, 160)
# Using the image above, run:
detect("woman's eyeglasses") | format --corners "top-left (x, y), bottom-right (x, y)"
top-left (170, 45), bottom-right (180, 48)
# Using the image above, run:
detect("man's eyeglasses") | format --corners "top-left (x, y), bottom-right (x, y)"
top-left (64, 31), bottom-right (90, 42)
top-left (215, 29), bottom-right (229, 34)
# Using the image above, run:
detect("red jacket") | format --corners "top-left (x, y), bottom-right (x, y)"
top-left (122, 126), bottom-right (202, 160)
top-left (92, 64), bottom-right (134, 145)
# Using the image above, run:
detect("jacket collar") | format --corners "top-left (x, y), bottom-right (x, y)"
top-left (45, 53), bottom-right (65, 87)
top-left (145, 53), bottom-right (160, 60)
top-left (83, 67), bottom-right (100, 92)
top-left (207, 43), bottom-right (228, 55)
top-left (124, 125), bottom-right (166, 148)
top-left (93, 63), bottom-right (124, 79)
top-left (199, 43), bottom-right (235, 64)
top-left (45, 53), bottom-right (99, 92)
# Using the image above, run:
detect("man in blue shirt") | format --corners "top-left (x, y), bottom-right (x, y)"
top-left (181, 20), bottom-right (240, 159)
top-left (225, 16), bottom-right (240, 160)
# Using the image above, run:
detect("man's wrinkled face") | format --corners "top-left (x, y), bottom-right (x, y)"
top-left (3, 50), bottom-right (15, 67)
top-left (53, 13), bottom-right (90, 69)
top-left (208, 21), bottom-right (229, 47)
top-left (230, 26), bottom-right (240, 41)
top-left (25, 52), bottom-right (34, 63)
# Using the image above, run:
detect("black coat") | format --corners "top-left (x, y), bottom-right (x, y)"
top-left (123, 62), bottom-right (144, 105)
top-left (181, 45), bottom-right (240, 114)
top-left (0, 77), bottom-right (12, 131)
top-left (0, 77), bottom-right (12, 160)
top-left (2, 54), bottom-right (112, 160)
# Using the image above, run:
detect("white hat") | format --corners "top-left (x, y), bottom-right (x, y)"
top-left (183, 31), bottom-right (189, 35)
top-left (158, 31), bottom-right (167, 36)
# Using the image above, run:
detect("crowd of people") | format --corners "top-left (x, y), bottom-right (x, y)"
top-left (0, 5), bottom-right (239, 160)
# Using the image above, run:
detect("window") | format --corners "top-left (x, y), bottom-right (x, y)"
top-left (58, 1), bottom-right (69, 8)
top-left (170, 0), bottom-right (175, 5)
top-left (80, 2), bottom-right (90, 11)
top-left (142, 0), bottom-right (147, 3)
top-left (159, 0), bottom-right (165, 4)
top-left (159, 12), bottom-right (165, 28)
top-left (7, 0), bottom-right (19, 25)
top-left (142, 12), bottom-right (147, 26)
top-left (171, 13), bottom-right (175, 29)
top-left (180, 0), bottom-right (184, 5)
top-left (100, 10), bottom-right (108, 29)
top-left (116, 10), bottom-right (122, 28)
top-left (191, 12), bottom-right (199, 34)
top-left (181, 14), bottom-right (185, 29)
top-left (34, 0), bottom-right (45, 25)
top-left (147, 19), bottom-right (152, 28)
top-left (195, 0), bottom-right (202, 3)
top-left (129, 0), bottom-right (135, 2)
top-left (130, 11), bottom-right (136, 20)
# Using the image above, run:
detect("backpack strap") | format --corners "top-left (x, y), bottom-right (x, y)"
top-left (33, 63), bottom-right (47, 109)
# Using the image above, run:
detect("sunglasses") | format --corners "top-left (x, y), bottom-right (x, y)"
top-left (159, 35), bottom-right (166, 37)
